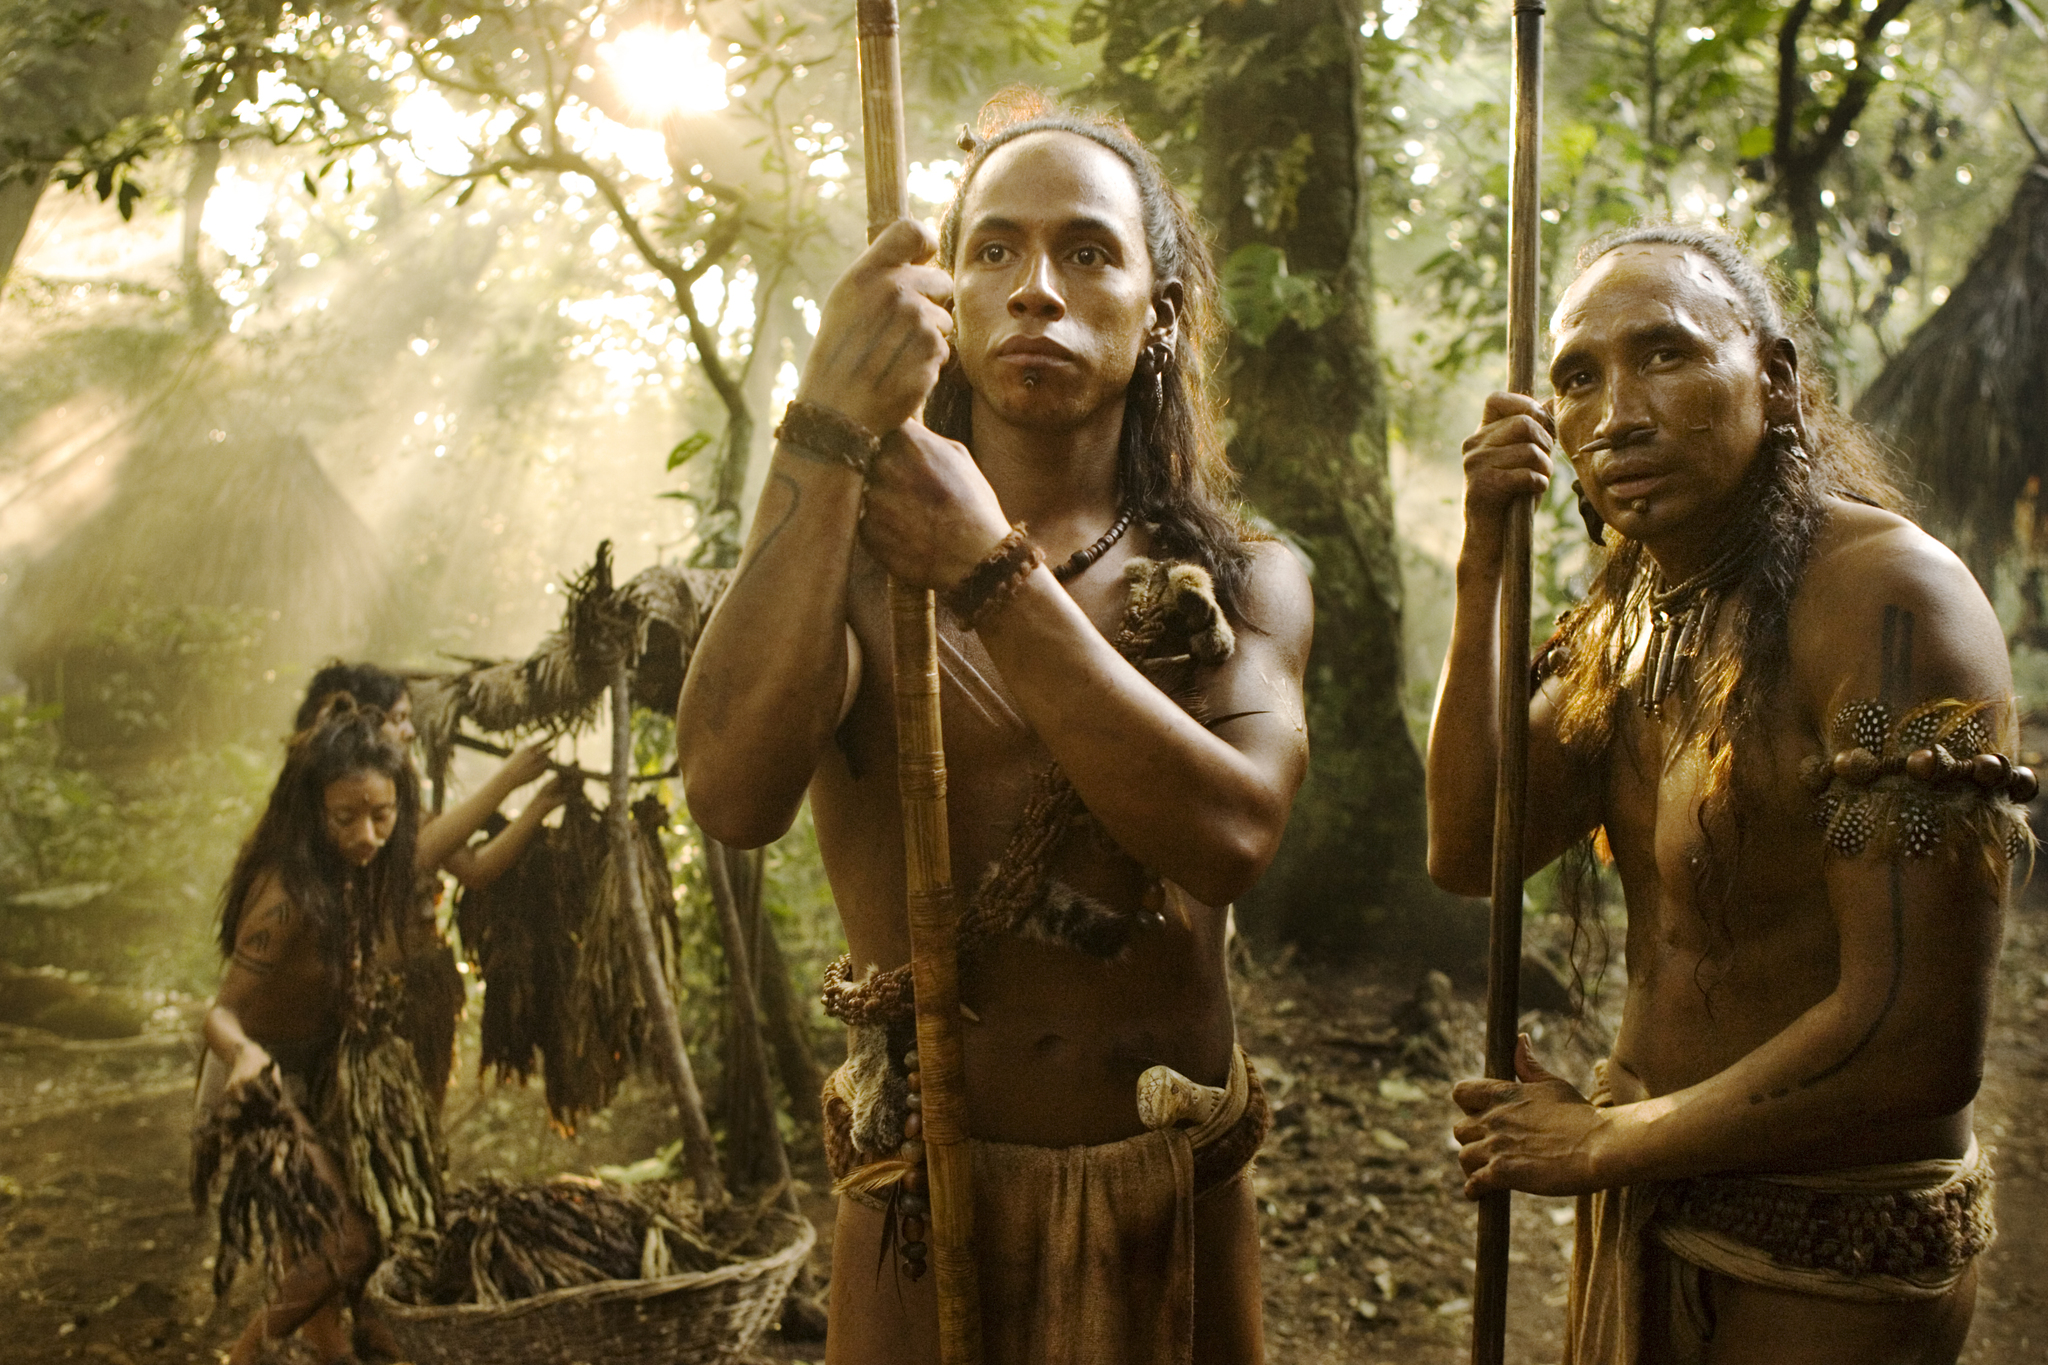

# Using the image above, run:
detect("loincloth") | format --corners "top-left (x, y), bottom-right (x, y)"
top-left (825, 1046), bottom-right (1268, 1365)
top-left (1565, 1062), bottom-right (1994, 1365)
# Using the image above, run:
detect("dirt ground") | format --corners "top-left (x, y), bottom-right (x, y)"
top-left (4, 891), bottom-right (2046, 1364)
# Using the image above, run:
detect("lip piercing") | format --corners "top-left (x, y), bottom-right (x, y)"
top-left (1630, 499), bottom-right (1650, 514)
top-left (1023, 373), bottom-right (1039, 388)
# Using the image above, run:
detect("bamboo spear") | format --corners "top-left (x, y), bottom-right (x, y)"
top-left (1472, 3), bottom-right (1545, 1363)
top-left (855, 2), bottom-right (982, 1360)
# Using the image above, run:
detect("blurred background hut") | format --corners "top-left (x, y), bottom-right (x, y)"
top-left (1857, 115), bottom-right (2048, 627)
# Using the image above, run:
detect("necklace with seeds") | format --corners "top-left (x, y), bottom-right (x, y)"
top-left (1640, 524), bottom-right (1760, 713)
top-left (1052, 508), bottom-right (1135, 584)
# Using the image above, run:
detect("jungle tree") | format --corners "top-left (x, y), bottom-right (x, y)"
top-left (1081, 0), bottom-right (1465, 957)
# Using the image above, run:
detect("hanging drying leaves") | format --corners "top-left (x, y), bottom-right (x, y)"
top-left (455, 787), bottom-right (684, 1132)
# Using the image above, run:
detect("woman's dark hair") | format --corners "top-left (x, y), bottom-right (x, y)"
top-left (926, 88), bottom-right (1258, 619)
top-left (295, 660), bottom-right (407, 732)
top-left (217, 694), bottom-right (419, 992)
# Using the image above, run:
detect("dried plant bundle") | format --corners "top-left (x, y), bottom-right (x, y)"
top-left (189, 1067), bottom-right (345, 1297)
top-left (384, 1177), bottom-right (781, 1308)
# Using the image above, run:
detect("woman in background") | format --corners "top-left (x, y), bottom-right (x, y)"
top-left (200, 697), bottom-right (428, 1365)
top-left (291, 662), bottom-right (566, 1105)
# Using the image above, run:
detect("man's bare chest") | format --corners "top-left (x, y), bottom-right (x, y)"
top-left (1602, 696), bottom-right (1829, 924)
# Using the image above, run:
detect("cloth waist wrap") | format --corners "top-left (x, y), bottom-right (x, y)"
top-left (823, 1044), bottom-right (1270, 1365)
top-left (1564, 1060), bottom-right (1995, 1365)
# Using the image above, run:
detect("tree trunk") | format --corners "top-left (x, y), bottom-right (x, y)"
top-left (725, 839), bottom-right (826, 1125)
top-left (0, 167), bottom-right (50, 291)
top-left (611, 670), bottom-right (724, 1204)
top-left (707, 839), bottom-right (792, 1191)
top-left (1198, 0), bottom-right (1475, 961)
top-left (738, 286), bottom-right (798, 537)
top-left (181, 139), bottom-right (224, 334)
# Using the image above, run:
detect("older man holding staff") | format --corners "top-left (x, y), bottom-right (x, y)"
top-left (1429, 225), bottom-right (2027, 1364)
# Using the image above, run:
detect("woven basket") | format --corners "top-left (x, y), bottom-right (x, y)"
top-left (364, 1207), bottom-right (816, 1365)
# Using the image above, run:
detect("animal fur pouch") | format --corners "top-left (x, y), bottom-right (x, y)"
top-left (1121, 558), bottom-right (1235, 669)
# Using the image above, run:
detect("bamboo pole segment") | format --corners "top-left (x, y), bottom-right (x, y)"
top-left (856, 2), bottom-right (982, 1359)
top-left (704, 839), bottom-right (801, 1215)
top-left (1472, 4), bottom-right (1545, 1363)
top-left (609, 663), bottom-right (724, 1206)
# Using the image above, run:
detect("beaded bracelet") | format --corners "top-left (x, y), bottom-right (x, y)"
top-left (774, 399), bottom-right (882, 476)
top-left (941, 525), bottom-right (1044, 632)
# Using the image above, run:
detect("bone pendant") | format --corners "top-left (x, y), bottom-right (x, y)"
top-left (1137, 1065), bottom-right (1228, 1131)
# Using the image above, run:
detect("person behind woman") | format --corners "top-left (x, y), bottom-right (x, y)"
top-left (200, 696), bottom-right (432, 1365)
top-left (292, 662), bottom-right (568, 1104)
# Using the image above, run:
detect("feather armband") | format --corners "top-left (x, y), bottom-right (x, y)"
top-left (1804, 698), bottom-right (2036, 865)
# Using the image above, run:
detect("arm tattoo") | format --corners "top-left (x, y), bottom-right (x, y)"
top-left (1778, 860), bottom-right (1908, 1098)
top-left (724, 472), bottom-right (802, 594)
top-left (1879, 604), bottom-right (1914, 707)
top-left (701, 473), bottom-right (805, 738)
top-left (1752, 607), bottom-right (1917, 1105)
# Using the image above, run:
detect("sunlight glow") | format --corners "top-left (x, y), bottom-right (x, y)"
top-left (1381, 0), bottom-right (1420, 40)
top-left (558, 99), bottom-right (672, 184)
top-left (908, 160), bottom-right (962, 206)
top-left (771, 359), bottom-right (800, 417)
top-left (392, 88), bottom-right (490, 177)
top-left (601, 26), bottom-right (728, 120)
top-left (203, 170), bottom-right (274, 263)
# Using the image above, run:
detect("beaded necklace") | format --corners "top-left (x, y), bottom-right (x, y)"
top-left (1052, 508), bottom-right (1134, 584)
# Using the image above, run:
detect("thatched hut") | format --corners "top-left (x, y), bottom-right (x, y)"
top-left (1, 398), bottom-right (386, 749)
top-left (1856, 129), bottom-right (2048, 602)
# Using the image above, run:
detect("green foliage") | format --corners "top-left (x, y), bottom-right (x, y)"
top-left (1221, 242), bottom-right (1339, 347)
top-left (70, 595), bottom-right (275, 749)
top-left (0, 695), bottom-right (122, 894)
top-left (0, 692), bottom-right (270, 990)
top-left (1379, 0), bottom-right (2046, 392)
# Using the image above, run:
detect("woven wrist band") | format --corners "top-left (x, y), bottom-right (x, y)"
top-left (942, 525), bottom-right (1044, 632)
top-left (774, 399), bottom-right (882, 476)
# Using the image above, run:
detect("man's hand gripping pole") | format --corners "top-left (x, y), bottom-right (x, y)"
top-left (856, 2), bottom-right (984, 1360)
top-left (1473, 4), bottom-right (1545, 1364)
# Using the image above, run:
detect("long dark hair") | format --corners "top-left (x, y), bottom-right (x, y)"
top-left (217, 694), bottom-right (419, 992)
top-left (295, 660), bottom-right (407, 732)
top-left (1549, 225), bottom-right (1908, 989)
top-left (927, 89), bottom-right (1258, 619)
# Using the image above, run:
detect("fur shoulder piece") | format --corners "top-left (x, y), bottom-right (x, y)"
top-left (1802, 698), bottom-right (2036, 866)
top-left (1119, 558), bottom-right (1235, 669)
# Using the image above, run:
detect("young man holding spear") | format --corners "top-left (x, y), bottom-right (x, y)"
top-left (1429, 225), bottom-right (2026, 1363)
top-left (678, 92), bottom-right (1310, 1365)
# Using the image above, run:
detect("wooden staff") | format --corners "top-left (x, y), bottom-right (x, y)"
top-left (855, 2), bottom-right (982, 1360)
top-left (702, 839), bottom-right (800, 1215)
top-left (609, 661), bottom-right (724, 1206)
top-left (1473, 3), bottom-right (1545, 1363)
